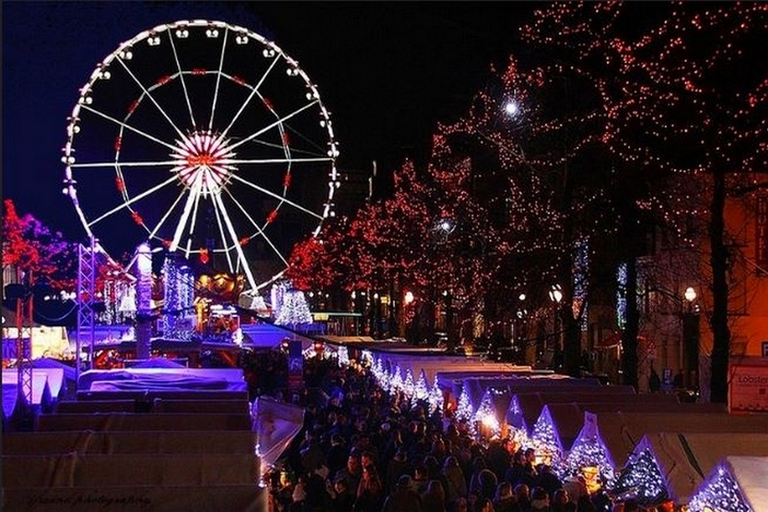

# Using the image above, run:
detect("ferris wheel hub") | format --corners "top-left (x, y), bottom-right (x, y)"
top-left (171, 131), bottom-right (235, 195)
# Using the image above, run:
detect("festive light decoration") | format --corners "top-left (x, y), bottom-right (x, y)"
top-left (372, 357), bottom-right (384, 380)
top-left (337, 345), bottom-right (349, 367)
top-left (455, 386), bottom-right (474, 423)
top-left (612, 448), bottom-right (669, 506)
top-left (162, 254), bottom-right (195, 339)
top-left (616, 263), bottom-right (628, 330)
top-left (688, 464), bottom-right (753, 512)
top-left (530, 406), bottom-right (563, 468)
top-left (562, 412), bottom-right (616, 486)
top-left (505, 394), bottom-right (530, 447)
top-left (403, 368), bottom-right (415, 399)
top-left (378, 363), bottom-right (391, 392)
top-left (473, 389), bottom-right (501, 440)
top-left (274, 288), bottom-right (312, 327)
top-left (428, 376), bottom-right (443, 414)
top-left (270, 280), bottom-right (291, 320)
top-left (573, 239), bottom-right (589, 330)
top-left (2, 199), bottom-right (78, 291)
top-left (283, 2), bottom-right (768, 386)
top-left (390, 365), bottom-right (403, 392)
top-left (565, 435), bottom-right (616, 487)
top-left (414, 369), bottom-right (429, 402)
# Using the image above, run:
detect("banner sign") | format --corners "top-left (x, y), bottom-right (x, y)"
top-left (288, 340), bottom-right (303, 391)
top-left (728, 358), bottom-right (768, 413)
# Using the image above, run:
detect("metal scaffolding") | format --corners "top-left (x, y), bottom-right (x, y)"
top-left (76, 237), bottom-right (96, 385)
top-left (15, 269), bottom-right (33, 406)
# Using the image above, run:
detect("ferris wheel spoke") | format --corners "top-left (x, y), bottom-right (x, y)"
top-left (115, 56), bottom-right (187, 141)
top-left (88, 174), bottom-right (178, 227)
top-left (169, 176), bottom-right (202, 252)
top-left (167, 28), bottom-right (196, 128)
top-left (220, 53), bottom-right (282, 140)
top-left (147, 187), bottom-right (188, 240)
top-left (228, 173), bottom-right (322, 219)
top-left (223, 189), bottom-right (289, 266)
top-left (71, 160), bottom-right (179, 169)
top-left (213, 192), bottom-right (258, 292)
top-left (184, 186), bottom-right (205, 259)
top-left (223, 156), bottom-right (333, 166)
top-left (211, 197), bottom-right (236, 273)
top-left (81, 104), bottom-right (179, 152)
top-left (227, 100), bottom-right (319, 153)
top-left (208, 27), bottom-right (230, 131)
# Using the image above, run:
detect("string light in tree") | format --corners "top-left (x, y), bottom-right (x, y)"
top-left (403, 368), bottom-right (415, 400)
top-left (429, 376), bottom-right (443, 414)
top-left (274, 288), bottom-right (312, 327)
top-left (455, 386), bottom-right (474, 424)
top-left (414, 369), bottom-right (429, 401)
top-left (390, 365), bottom-right (403, 392)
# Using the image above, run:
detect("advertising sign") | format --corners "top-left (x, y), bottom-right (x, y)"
top-left (728, 357), bottom-right (768, 413)
top-left (288, 340), bottom-right (303, 391)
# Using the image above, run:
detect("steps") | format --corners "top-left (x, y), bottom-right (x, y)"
top-left (2, 391), bottom-right (266, 511)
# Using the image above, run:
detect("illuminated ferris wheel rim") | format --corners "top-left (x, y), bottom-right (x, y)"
top-left (61, 19), bottom-right (341, 295)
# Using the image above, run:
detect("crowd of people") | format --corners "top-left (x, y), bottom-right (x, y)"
top-left (258, 356), bottom-right (662, 512)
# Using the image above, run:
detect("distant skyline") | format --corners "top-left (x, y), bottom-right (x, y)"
top-left (2, 2), bottom-right (539, 252)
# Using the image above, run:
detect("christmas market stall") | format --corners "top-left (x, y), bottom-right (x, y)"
top-left (687, 456), bottom-right (768, 512)
top-left (591, 411), bottom-right (768, 488)
top-left (612, 433), bottom-right (768, 508)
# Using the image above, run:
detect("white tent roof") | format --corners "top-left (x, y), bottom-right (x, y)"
top-left (621, 433), bottom-right (768, 504)
top-left (591, 411), bottom-right (768, 473)
top-left (727, 456), bottom-right (768, 512)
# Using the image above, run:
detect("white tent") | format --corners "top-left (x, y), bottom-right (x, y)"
top-left (688, 456), bottom-right (768, 512)
top-left (613, 433), bottom-right (768, 506)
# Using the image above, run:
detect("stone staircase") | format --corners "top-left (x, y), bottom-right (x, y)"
top-left (2, 389), bottom-right (266, 511)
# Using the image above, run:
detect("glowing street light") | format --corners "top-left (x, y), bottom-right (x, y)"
top-left (504, 99), bottom-right (520, 116)
top-left (404, 291), bottom-right (415, 305)
top-left (549, 284), bottom-right (563, 303)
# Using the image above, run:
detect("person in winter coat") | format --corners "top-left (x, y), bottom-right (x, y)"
top-left (442, 455), bottom-right (468, 510)
top-left (382, 474), bottom-right (423, 512)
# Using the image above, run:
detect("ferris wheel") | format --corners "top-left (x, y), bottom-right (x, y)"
top-left (62, 20), bottom-right (340, 296)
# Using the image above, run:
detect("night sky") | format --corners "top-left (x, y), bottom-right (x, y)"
top-left (2, 2), bottom-right (538, 252)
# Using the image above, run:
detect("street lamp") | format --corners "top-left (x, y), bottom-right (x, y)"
top-left (549, 285), bottom-right (563, 369)
top-left (684, 287), bottom-right (697, 306)
top-left (682, 286), bottom-right (700, 392)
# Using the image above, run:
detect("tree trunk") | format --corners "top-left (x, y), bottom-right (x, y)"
top-left (562, 305), bottom-right (582, 377)
top-left (622, 257), bottom-right (640, 390)
top-left (709, 168), bottom-right (731, 403)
